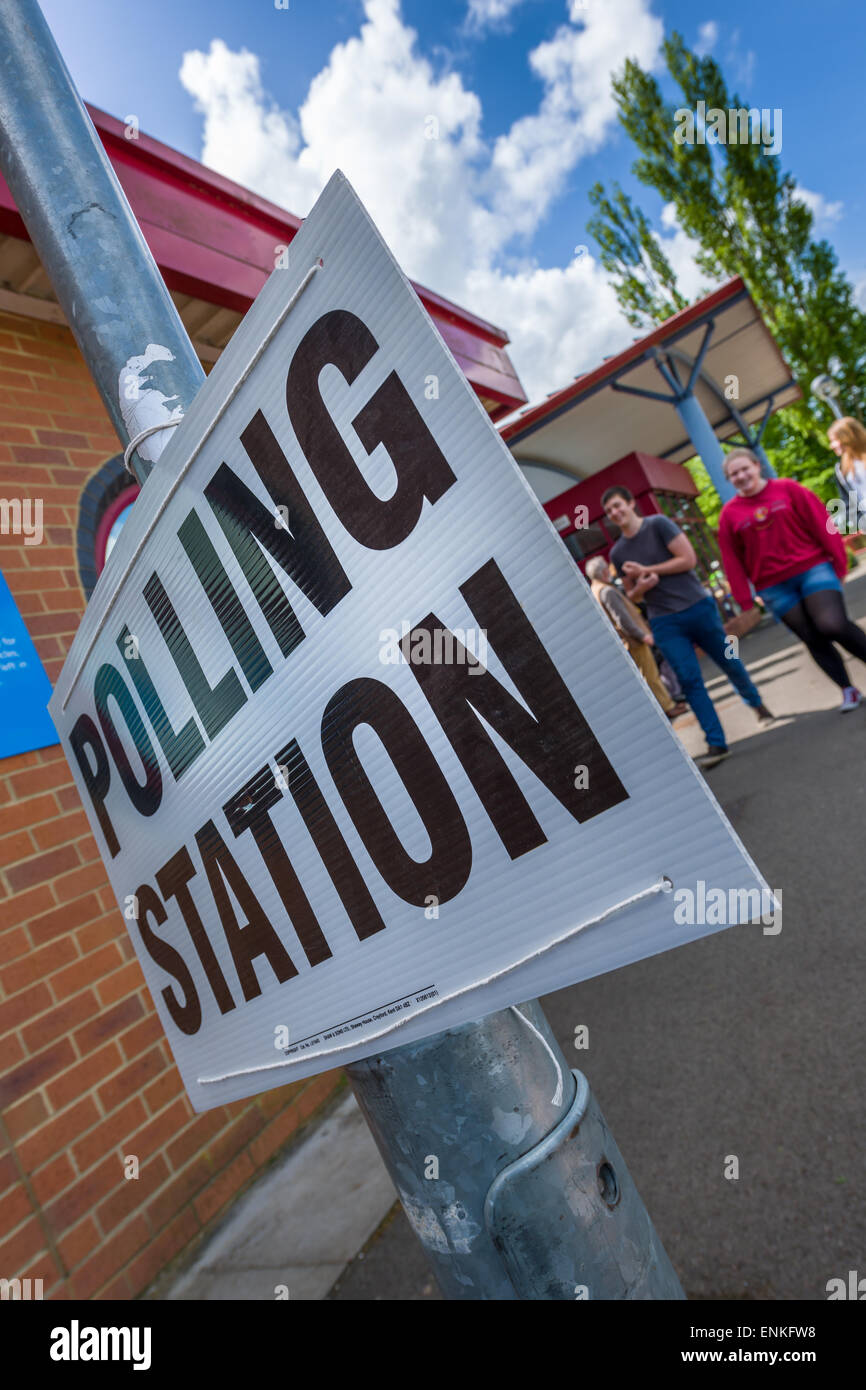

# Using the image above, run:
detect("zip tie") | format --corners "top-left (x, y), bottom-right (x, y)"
top-left (122, 419), bottom-right (184, 476)
top-left (509, 1005), bottom-right (564, 1107)
top-left (61, 258), bottom-right (323, 711)
top-left (198, 874), bottom-right (672, 1086)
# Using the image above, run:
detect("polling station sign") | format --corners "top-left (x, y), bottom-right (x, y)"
top-left (50, 173), bottom-right (770, 1110)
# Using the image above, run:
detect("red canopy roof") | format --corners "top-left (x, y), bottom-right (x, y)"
top-left (0, 104), bottom-right (526, 420)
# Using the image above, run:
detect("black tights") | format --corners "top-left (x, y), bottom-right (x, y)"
top-left (780, 588), bottom-right (866, 689)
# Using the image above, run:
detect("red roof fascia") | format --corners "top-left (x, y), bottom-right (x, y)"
top-left (0, 103), bottom-right (526, 409)
top-left (500, 278), bottom-right (750, 442)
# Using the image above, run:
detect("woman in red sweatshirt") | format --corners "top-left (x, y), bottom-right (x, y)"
top-left (718, 448), bottom-right (866, 711)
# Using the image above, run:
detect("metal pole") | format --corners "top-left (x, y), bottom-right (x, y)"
top-left (673, 391), bottom-right (736, 502)
top-left (347, 1004), bottom-right (684, 1299)
top-left (0, 0), bottom-right (685, 1301)
top-left (0, 0), bottom-right (205, 485)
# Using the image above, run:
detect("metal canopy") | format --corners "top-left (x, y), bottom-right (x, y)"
top-left (501, 278), bottom-right (800, 479)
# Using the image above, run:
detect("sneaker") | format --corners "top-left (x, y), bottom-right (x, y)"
top-left (754, 702), bottom-right (775, 723)
top-left (694, 745), bottom-right (730, 770)
top-left (839, 686), bottom-right (862, 712)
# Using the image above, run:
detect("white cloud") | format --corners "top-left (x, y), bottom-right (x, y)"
top-left (179, 0), bottom-right (665, 402)
top-left (466, 0), bottom-right (526, 29)
top-left (694, 20), bottom-right (718, 56)
top-left (791, 186), bottom-right (844, 228)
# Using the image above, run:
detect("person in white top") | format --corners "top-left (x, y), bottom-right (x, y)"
top-left (828, 415), bottom-right (866, 512)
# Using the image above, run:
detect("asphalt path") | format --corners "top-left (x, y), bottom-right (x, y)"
top-left (330, 570), bottom-right (866, 1300)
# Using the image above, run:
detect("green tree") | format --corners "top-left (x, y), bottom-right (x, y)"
top-left (588, 31), bottom-right (866, 511)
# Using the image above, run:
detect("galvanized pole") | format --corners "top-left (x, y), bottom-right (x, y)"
top-left (0, 0), bottom-right (685, 1300)
top-left (0, 0), bottom-right (205, 485)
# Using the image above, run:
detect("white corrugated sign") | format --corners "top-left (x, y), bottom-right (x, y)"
top-left (50, 173), bottom-right (771, 1110)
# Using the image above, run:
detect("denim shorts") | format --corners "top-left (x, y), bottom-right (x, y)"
top-left (757, 561), bottom-right (842, 619)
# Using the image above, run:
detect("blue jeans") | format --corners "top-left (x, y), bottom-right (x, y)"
top-left (757, 560), bottom-right (842, 620)
top-left (650, 595), bottom-right (762, 749)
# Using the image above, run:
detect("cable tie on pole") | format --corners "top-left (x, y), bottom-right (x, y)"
top-left (122, 418), bottom-right (184, 475)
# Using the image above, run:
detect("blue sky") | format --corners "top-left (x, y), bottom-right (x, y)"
top-left (36, 0), bottom-right (866, 403)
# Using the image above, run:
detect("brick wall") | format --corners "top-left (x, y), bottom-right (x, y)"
top-left (0, 309), bottom-right (342, 1299)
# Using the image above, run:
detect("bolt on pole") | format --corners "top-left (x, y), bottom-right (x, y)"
top-left (0, 0), bottom-right (205, 485)
top-left (0, 0), bottom-right (685, 1301)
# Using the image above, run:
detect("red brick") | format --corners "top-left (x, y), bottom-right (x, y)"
top-left (249, 1103), bottom-right (306, 1167)
top-left (9, 759), bottom-right (74, 796)
top-left (71, 1096), bottom-right (147, 1173)
top-left (166, 1109), bottom-right (223, 1171)
top-left (76, 914), bottom-right (123, 954)
top-left (31, 808), bottom-right (89, 850)
top-left (95, 1273), bottom-right (132, 1300)
top-left (21, 988), bottom-right (98, 1052)
top-left (96, 1153), bottom-right (170, 1235)
top-left (46, 1041), bottom-right (122, 1111)
top-left (44, 1154), bottom-right (119, 1235)
top-left (0, 1152), bottom-right (18, 1194)
top-left (55, 785), bottom-right (82, 812)
top-left (96, 960), bottom-right (146, 1009)
top-left (10, 590), bottom-right (45, 614)
top-left (55, 863), bottom-right (108, 904)
top-left (130, 1096), bottom-right (191, 1162)
top-left (0, 1214), bottom-right (44, 1274)
top-left (52, 942), bottom-right (123, 1001)
top-left (146, 1155), bottom-right (210, 1234)
top-left (296, 1072), bottom-right (340, 1124)
top-left (29, 1153), bottom-right (76, 1208)
top-left (205, 1107), bottom-right (261, 1171)
top-left (0, 829), bottom-right (35, 863)
top-left (23, 1250), bottom-right (64, 1296)
top-left (97, 1047), bottom-right (164, 1114)
top-left (0, 925), bottom-right (30, 964)
top-left (35, 429), bottom-right (89, 449)
top-left (0, 1037), bottom-right (75, 1108)
top-left (7, 444), bottom-right (69, 466)
top-left (1, 934), bottom-right (77, 996)
top-left (73, 994), bottom-right (145, 1055)
top-left (6, 843), bottom-right (79, 893)
top-left (194, 1152), bottom-right (254, 1225)
top-left (69, 1215), bottom-right (149, 1300)
top-left (0, 1183), bottom-right (33, 1234)
top-left (3, 1092), bottom-right (49, 1142)
top-left (57, 1216), bottom-right (101, 1270)
top-left (126, 1206), bottom-right (200, 1296)
top-left (120, 1012), bottom-right (162, 1061)
top-left (0, 881), bottom-right (56, 931)
top-left (74, 835), bottom-right (103, 865)
top-left (0, 981), bottom-right (52, 1037)
top-left (4, 1032), bottom-right (25, 1067)
top-left (257, 1081), bottom-right (304, 1120)
top-left (144, 1066), bottom-right (184, 1115)
top-left (17, 1096), bottom-right (101, 1171)
top-left (29, 893), bottom-right (103, 948)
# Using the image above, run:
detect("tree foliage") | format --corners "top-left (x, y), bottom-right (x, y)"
top-left (588, 32), bottom-right (866, 515)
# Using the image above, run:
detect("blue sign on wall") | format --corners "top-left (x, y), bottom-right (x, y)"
top-left (0, 569), bottom-right (60, 759)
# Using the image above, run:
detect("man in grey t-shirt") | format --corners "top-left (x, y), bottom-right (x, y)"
top-left (602, 485), bottom-right (771, 768)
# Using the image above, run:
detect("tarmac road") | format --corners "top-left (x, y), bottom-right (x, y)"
top-left (329, 569), bottom-right (866, 1301)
